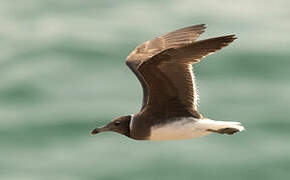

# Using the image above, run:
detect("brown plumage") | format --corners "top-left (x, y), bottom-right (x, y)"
top-left (126, 24), bottom-right (207, 110)
top-left (91, 24), bottom-right (244, 141)
top-left (127, 27), bottom-right (236, 119)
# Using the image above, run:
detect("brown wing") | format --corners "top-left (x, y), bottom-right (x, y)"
top-left (126, 24), bottom-right (206, 110)
top-left (138, 35), bottom-right (237, 119)
top-left (127, 24), bottom-right (206, 69)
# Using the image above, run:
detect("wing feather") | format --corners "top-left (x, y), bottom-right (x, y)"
top-left (165, 35), bottom-right (237, 64)
top-left (125, 24), bottom-right (237, 118)
top-left (126, 24), bottom-right (206, 69)
top-left (137, 35), bottom-right (237, 118)
top-left (126, 24), bottom-right (206, 111)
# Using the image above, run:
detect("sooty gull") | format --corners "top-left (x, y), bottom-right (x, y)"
top-left (91, 24), bottom-right (245, 141)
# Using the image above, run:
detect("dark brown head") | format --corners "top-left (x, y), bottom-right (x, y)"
top-left (91, 115), bottom-right (131, 138)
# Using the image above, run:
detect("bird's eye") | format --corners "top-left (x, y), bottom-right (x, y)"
top-left (114, 121), bottom-right (121, 126)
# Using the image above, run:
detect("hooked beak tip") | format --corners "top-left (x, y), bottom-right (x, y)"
top-left (90, 128), bottom-right (99, 136)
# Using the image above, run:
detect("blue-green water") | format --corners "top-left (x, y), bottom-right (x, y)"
top-left (1, 0), bottom-right (290, 179)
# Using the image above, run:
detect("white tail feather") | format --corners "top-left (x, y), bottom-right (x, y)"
top-left (197, 119), bottom-right (245, 132)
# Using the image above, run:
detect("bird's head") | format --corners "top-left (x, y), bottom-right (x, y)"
top-left (91, 115), bottom-right (131, 137)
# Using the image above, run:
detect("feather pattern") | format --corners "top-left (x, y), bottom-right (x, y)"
top-left (126, 25), bottom-right (236, 119)
top-left (126, 24), bottom-right (206, 110)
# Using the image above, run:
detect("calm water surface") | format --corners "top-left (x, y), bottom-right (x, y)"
top-left (0, 0), bottom-right (290, 179)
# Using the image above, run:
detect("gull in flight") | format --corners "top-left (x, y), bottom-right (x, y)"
top-left (91, 24), bottom-right (245, 141)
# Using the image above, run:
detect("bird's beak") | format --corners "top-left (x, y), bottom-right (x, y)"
top-left (90, 125), bottom-right (109, 136)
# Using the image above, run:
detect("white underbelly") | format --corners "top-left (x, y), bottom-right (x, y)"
top-left (148, 118), bottom-right (211, 141)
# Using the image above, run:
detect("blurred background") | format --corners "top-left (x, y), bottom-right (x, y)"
top-left (0, 0), bottom-right (290, 179)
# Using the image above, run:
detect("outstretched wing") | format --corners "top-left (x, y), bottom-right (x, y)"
top-left (126, 24), bottom-right (206, 110)
top-left (138, 35), bottom-right (237, 118)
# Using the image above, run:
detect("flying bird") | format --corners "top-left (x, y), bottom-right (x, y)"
top-left (91, 24), bottom-right (245, 141)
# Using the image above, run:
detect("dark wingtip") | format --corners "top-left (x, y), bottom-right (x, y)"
top-left (200, 24), bottom-right (207, 28)
top-left (225, 34), bottom-right (238, 40)
top-left (181, 24), bottom-right (207, 32)
top-left (217, 34), bottom-right (238, 44)
top-left (195, 23), bottom-right (206, 27)
top-left (193, 23), bottom-right (207, 30)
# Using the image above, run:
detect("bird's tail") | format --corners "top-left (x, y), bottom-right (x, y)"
top-left (197, 119), bottom-right (245, 135)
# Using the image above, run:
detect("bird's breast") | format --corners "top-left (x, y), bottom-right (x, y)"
top-left (148, 117), bottom-right (210, 141)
